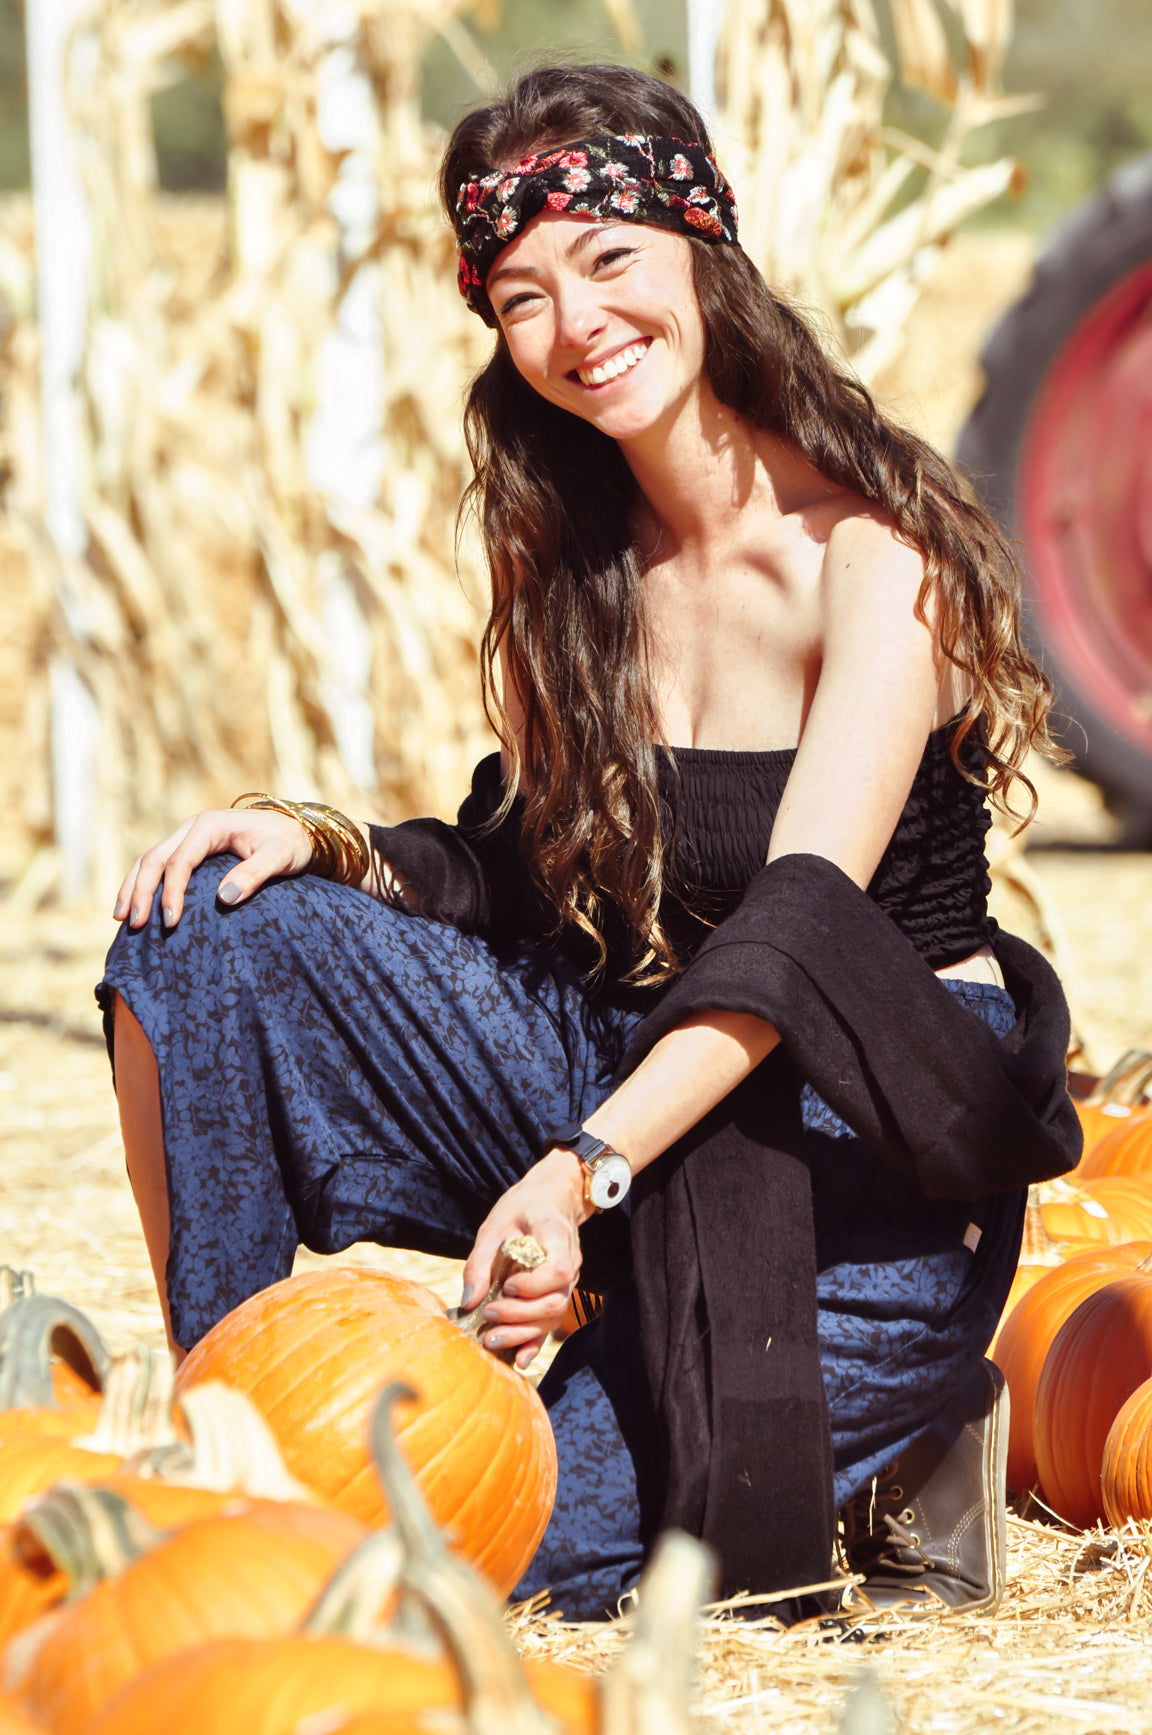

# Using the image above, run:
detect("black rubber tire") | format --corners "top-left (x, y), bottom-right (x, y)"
top-left (957, 152), bottom-right (1152, 825)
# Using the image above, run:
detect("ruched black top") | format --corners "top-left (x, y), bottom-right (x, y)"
top-left (657, 725), bottom-right (997, 970)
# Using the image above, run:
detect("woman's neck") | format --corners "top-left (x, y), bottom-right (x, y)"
top-left (618, 382), bottom-right (839, 560)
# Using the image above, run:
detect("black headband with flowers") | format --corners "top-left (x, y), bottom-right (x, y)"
top-left (454, 133), bottom-right (739, 324)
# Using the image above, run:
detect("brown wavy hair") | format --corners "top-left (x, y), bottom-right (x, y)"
top-left (441, 65), bottom-right (1060, 983)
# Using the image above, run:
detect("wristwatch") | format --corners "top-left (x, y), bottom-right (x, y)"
top-left (544, 1120), bottom-right (632, 1212)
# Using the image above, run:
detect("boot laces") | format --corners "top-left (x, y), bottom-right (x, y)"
top-left (842, 1465), bottom-right (934, 1579)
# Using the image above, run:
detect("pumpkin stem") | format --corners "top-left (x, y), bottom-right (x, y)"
top-left (364, 1381), bottom-right (558, 1734)
top-left (15, 1483), bottom-right (169, 1601)
top-left (0, 1296), bottom-right (110, 1410)
top-left (303, 1528), bottom-right (409, 1643)
top-left (1022, 1183), bottom-right (1078, 1265)
top-left (450, 1236), bottom-right (547, 1361)
top-left (0, 1267), bottom-right (35, 1314)
top-left (1087, 1049), bottom-right (1152, 1107)
top-left (598, 1531), bottom-right (715, 1735)
top-left (73, 1347), bottom-right (180, 1457)
top-left (129, 1381), bottom-right (315, 1502)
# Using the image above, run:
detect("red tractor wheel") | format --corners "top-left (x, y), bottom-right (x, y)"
top-left (958, 154), bottom-right (1152, 836)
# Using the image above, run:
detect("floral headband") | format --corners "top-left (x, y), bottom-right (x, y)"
top-left (454, 133), bottom-right (739, 324)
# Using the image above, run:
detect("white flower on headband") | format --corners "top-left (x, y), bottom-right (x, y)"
top-left (670, 154), bottom-right (692, 180)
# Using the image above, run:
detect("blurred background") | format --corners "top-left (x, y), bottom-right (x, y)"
top-left (0, 0), bottom-right (1149, 1344)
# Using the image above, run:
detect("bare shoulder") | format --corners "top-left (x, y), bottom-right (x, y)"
top-left (820, 504), bottom-right (928, 625)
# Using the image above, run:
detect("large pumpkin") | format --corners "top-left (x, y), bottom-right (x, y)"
top-left (1101, 1372), bottom-right (1152, 1525)
top-left (986, 1265), bottom-right (1048, 1361)
top-left (1078, 1109), bottom-right (1152, 1181)
top-left (12, 1494), bottom-right (367, 1735)
top-left (992, 1242), bottom-right (1152, 1493)
top-left (174, 1259), bottom-right (557, 1595)
top-left (1039, 1177), bottom-right (1152, 1247)
top-left (1033, 1269), bottom-right (1152, 1528)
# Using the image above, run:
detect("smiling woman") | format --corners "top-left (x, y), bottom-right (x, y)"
top-left (98, 62), bottom-right (1080, 1631)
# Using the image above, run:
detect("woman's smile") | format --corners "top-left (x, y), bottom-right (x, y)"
top-left (571, 337), bottom-right (652, 389)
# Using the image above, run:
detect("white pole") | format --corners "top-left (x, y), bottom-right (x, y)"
top-left (687, 0), bottom-right (725, 127)
top-left (303, 6), bottom-right (385, 795)
top-left (26, 0), bottom-right (100, 900)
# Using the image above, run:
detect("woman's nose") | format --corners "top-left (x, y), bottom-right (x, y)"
top-left (553, 283), bottom-right (606, 350)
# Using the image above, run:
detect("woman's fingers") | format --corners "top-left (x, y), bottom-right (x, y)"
top-left (113, 810), bottom-right (314, 930)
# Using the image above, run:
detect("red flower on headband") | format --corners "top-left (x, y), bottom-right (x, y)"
top-left (610, 188), bottom-right (640, 214)
top-left (556, 150), bottom-right (589, 169)
top-left (670, 154), bottom-right (693, 180)
top-left (497, 207), bottom-right (520, 236)
top-left (463, 181), bottom-right (480, 213)
top-left (683, 206), bottom-right (723, 237)
top-left (512, 153), bottom-right (540, 174)
top-left (546, 191), bottom-right (573, 210)
top-left (497, 177), bottom-right (518, 201)
top-left (603, 162), bottom-right (627, 182)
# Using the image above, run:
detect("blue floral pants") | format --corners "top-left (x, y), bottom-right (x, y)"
top-left (98, 860), bottom-right (1022, 1619)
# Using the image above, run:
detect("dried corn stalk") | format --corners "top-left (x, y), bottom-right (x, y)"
top-left (17, 0), bottom-right (493, 902)
top-left (715, 0), bottom-right (1039, 379)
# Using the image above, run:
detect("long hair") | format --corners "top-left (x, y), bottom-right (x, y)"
top-left (441, 65), bottom-right (1060, 983)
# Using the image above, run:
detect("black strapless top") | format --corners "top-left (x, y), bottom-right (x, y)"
top-left (656, 726), bottom-right (996, 970)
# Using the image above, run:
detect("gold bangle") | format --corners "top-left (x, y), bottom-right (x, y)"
top-left (231, 793), bottom-right (370, 887)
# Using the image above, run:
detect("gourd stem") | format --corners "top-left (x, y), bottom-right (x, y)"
top-left (450, 1235), bottom-right (547, 1362)
top-left (129, 1381), bottom-right (315, 1500)
top-left (0, 1295), bottom-right (109, 1409)
top-left (17, 1483), bottom-right (169, 1601)
top-left (74, 1346), bottom-right (179, 1456)
top-left (598, 1531), bottom-right (716, 1735)
top-left (0, 1267), bottom-right (35, 1316)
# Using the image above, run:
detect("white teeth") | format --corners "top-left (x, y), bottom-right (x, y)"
top-left (578, 342), bottom-right (647, 387)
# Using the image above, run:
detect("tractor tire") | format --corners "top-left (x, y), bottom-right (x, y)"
top-left (957, 153), bottom-right (1152, 836)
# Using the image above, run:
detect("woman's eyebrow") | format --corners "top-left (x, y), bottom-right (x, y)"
top-left (488, 222), bottom-right (624, 288)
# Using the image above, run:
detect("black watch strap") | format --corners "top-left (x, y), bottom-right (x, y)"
top-left (543, 1120), bottom-right (615, 1164)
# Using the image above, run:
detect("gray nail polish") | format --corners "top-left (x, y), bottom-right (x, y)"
top-left (460, 1284), bottom-right (474, 1308)
top-left (218, 884), bottom-right (242, 905)
top-left (486, 1332), bottom-right (505, 1349)
top-left (162, 906), bottom-right (174, 928)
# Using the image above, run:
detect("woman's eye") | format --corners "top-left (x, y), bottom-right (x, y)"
top-left (594, 247), bottom-right (636, 271)
top-left (498, 292), bottom-right (538, 317)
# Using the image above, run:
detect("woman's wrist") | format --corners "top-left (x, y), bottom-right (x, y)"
top-left (535, 1145), bottom-right (595, 1225)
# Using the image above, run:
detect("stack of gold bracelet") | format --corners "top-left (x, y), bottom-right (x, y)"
top-left (231, 794), bottom-right (370, 887)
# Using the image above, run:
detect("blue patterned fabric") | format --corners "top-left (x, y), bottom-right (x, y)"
top-left (97, 864), bottom-right (1021, 1620)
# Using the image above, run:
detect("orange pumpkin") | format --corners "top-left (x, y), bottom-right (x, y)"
top-left (1033, 1269), bottom-right (1152, 1528)
top-left (12, 1496), bottom-right (368, 1735)
top-left (175, 1264), bottom-right (557, 1595)
top-left (992, 1242), bottom-right (1152, 1493)
top-left (0, 1697), bottom-right (43, 1735)
top-left (1039, 1177), bottom-right (1152, 1247)
top-left (1075, 1099), bottom-right (1143, 1161)
top-left (1101, 1372), bottom-right (1152, 1526)
top-left (1078, 1109), bottom-right (1152, 1181)
top-left (80, 1631), bottom-right (594, 1735)
top-left (0, 1523), bottom-right (67, 1652)
top-left (987, 1265), bottom-right (1048, 1362)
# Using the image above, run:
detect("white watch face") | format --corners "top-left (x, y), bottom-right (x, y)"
top-left (588, 1152), bottom-right (631, 1210)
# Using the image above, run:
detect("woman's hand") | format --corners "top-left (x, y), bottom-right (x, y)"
top-left (114, 809), bottom-right (315, 931)
top-left (461, 1148), bottom-right (589, 1369)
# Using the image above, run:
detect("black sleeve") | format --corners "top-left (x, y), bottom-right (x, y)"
top-left (367, 753), bottom-right (551, 944)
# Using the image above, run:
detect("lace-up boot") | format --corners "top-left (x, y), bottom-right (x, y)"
top-left (838, 1359), bottom-right (1009, 1614)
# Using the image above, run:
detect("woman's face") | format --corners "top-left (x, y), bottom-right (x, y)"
top-left (487, 212), bottom-right (708, 444)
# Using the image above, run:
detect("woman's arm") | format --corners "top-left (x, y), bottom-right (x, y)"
top-left (468, 514), bottom-right (949, 1363)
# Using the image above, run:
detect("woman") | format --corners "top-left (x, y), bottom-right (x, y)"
top-left (100, 65), bottom-right (1079, 1622)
